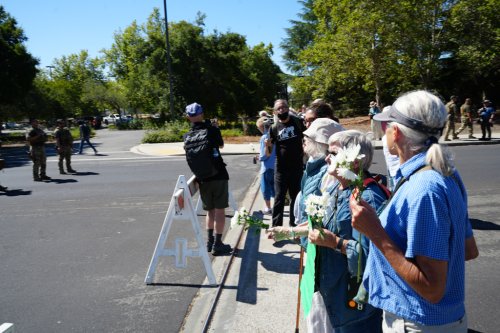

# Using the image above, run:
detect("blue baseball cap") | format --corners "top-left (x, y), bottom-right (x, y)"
top-left (186, 103), bottom-right (203, 117)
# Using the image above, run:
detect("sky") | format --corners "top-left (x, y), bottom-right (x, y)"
top-left (2, 0), bottom-right (303, 74)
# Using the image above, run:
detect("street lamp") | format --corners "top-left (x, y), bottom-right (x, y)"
top-left (46, 65), bottom-right (55, 79)
top-left (163, 0), bottom-right (175, 118)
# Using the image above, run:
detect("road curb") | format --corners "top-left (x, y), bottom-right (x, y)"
top-left (180, 174), bottom-right (261, 332)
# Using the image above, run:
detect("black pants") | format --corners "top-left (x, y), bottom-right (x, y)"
top-left (272, 169), bottom-right (303, 227)
top-left (481, 121), bottom-right (492, 139)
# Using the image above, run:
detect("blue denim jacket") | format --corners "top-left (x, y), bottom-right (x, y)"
top-left (298, 158), bottom-right (328, 224)
top-left (304, 181), bottom-right (386, 328)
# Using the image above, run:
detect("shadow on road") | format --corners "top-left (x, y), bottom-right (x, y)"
top-left (72, 171), bottom-right (100, 176)
top-left (0, 189), bottom-right (32, 196)
top-left (470, 218), bottom-right (500, 231)
top-left (47, 178), bottom-right (78, 184)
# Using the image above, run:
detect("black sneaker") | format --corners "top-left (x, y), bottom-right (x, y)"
top-left (60, 171), bottom-right (67, 175)
top-left (68, 169), bottom-right (77, 174)
top-left (40, 175), bottom-right (52, 181)
top-left (212, 243), bottom-right (232, 256)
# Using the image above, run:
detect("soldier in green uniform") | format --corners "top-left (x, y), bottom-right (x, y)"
top-left (54, 119), bottom-right (77, 174)
top-left (443, 95), bottom-right (459, 141)
top-left (455, 98), bottom-right (476, 138)
top-left (27, 119), bottom-right (51, 181)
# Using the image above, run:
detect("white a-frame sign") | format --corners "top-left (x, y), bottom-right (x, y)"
top-left (144, 175), bottom-right (216, 285)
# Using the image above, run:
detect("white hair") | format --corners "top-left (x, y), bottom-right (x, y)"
top-left (390, 90), bottom-right (455, 176)
top-left (304, 136), bottom-right (328, 159)
top-left (328, 130), bottom-right (374, 170)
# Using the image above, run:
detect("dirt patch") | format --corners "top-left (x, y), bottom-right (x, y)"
top-left (224, 116), bottom-right (372, 144)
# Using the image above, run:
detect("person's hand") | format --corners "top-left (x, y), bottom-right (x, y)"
top-left (266, 226), bottom-right (291, 241)
top-left (308, 228), bottom-right (334, 248)
top-left (349, 190), bottom-right (384, 239)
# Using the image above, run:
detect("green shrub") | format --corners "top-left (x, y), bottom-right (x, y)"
top-left (220, 128), bottom-right (243, 137)
top-left (116, 120), bottom-right (144, 130)
top-left (141, 120), bottom-right (190, 143)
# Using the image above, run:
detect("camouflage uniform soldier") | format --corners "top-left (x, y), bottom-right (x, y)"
top-left (28, 119), bottom-right (51, 181)
top-left (443, 95), bottom-right (460, 141)
top-left (455, 98), bottom-right (476, 138)
top-left (54, 119), bottom-right (77, 174)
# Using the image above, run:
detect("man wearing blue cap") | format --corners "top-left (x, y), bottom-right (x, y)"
top-left (183, 102), bottom-right (232, 255)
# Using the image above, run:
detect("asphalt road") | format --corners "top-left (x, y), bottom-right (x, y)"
top-left (1, 130), bottom-right (499, 333)
top-left (0, 129), bottom-right (259, 333)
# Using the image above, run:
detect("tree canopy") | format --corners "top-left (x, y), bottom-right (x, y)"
top-left (0, 5), bottom-right (38, 120)
top-left (282, 0), bottom-right (499, 113)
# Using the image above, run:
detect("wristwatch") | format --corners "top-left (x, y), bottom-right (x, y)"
top-left (336, 237), bottom-right (344, 252)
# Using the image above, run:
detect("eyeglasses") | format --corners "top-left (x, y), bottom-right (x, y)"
top-left (327, 151), bottom-right (337, 159)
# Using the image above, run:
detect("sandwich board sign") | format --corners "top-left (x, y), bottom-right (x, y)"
top-left (144, 175), bottom-right (216, 285)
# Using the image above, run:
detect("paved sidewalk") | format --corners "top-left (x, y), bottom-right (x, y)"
top-left (181, 176), bottom-right (307, 332)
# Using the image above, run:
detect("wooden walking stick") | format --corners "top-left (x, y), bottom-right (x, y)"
top-left (295, 246), bottom-right (304, 333)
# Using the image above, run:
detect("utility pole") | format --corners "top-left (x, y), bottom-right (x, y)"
top-left (46, 65), bottom-right (55, 79)
top-left (163, 0), bottom-right (175, 118)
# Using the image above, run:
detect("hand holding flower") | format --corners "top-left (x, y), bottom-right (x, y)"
top-left (308, 228), bottom-right (336, 249)
top-left (304, 193), bottom-right (330, 238)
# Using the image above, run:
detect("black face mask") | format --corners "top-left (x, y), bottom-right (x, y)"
top-left (277, 111), bottom-right (289, 121)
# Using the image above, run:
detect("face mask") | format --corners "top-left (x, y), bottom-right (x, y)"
top-left (277, 111), bottom-right (289, 121)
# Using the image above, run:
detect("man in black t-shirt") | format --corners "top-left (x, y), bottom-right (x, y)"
top-left (266, 99), bottom-right (306, 227)
top-left (184, 102), bottom-right (231, 256)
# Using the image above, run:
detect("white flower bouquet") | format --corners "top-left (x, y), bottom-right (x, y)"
top-left (231, 207), bottom-right (269, 233)
top-left (304, 193), bottom-right (330, 238)
top-left (330, 143), bottom-right (366, 201)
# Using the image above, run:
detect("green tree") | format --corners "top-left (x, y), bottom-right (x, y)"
top-left (49, 50), bottom-right (106, 117)
top-left (104, 8), bottom-right (282, 121)
top-left (288, 0), bottom-right (460, 113)
top-left (0, 6), bottom-right (38, 120)
top-left (447, 0), bottom-right (499, 99)
top-left (281, 0), bottom-right (317, 74)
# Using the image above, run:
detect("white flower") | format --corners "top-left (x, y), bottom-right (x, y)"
top-left (344, 144), bottom-right (361, 162)
top-left (337, 167), bottom-right (358, 181)
top-left (230, 211), bottom-right (240, 229)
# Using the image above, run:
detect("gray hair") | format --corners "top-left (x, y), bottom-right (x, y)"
top-left (304, 136), bottom-right (328, 159)
top-left (390, 90), bottom-right (454, 176)
top-left (328, 130), bottom-right (373, 170)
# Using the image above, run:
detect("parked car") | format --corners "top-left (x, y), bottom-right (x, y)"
top-left (103, 114), bottom-right (121, 125)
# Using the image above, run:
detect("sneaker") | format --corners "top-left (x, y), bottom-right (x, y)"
top-left (263, 207), bottom-right (272, 215)
top-left (0, 185), bottom-right (8, 192)
top-left (468, 135), bottom-right (476, 139)
top-left (40, 175), bottom-right (52, 181)
top-left (212, 243), bottom-right (232, 256)
top-left (444, 138), bottom-right (451, 141)
top-left (34, 177), bottom-right (42, 182)
top-left (68, 169), bottom-right (77, 173)
top-left (60, 171), bottom-right (67, 175)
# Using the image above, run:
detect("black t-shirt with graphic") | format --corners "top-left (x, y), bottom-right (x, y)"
top-left (270, 116), bottom-right (305, 172)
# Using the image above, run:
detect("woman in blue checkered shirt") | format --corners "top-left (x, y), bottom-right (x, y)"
top-left (349, 90), bottom-right (479, 333)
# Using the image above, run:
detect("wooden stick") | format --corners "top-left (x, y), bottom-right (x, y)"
top-left (295, 246), bottom-right (304, 333)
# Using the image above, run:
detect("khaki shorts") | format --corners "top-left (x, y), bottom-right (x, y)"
top-left (199, 179), bottom-right (229, 210)
top-left (383, 311), bottom-right (467, 333)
